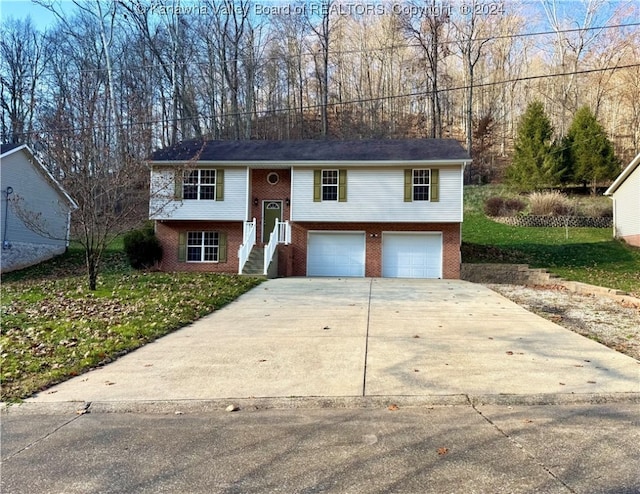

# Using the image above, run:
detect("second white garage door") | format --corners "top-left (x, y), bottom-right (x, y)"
top-left (382, 232), bottom-right (443, 278)
top-left (307, 232), bottom-right (365, 277)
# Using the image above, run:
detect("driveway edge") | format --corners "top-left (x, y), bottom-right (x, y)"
top-left (3, 392), bottom-right (639, 415)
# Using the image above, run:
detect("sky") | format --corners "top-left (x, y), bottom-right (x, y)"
top-left (0, 0), bottom-right (634, 33)
top-left (0, 0), bottom-right (63, 30)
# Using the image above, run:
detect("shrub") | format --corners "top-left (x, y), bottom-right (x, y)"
top-left (504, 198), bottom-right (526, 214)
top-left (123, 225), bottom-right (163, 269)
top-left (484, 196), bottom-right (526, 217)
top-left (484, 197), bottom-right (505, 216)
top-left (578, 201), bottom-right (614, 218)
top-left (529, 191), bottom-right (574, 216)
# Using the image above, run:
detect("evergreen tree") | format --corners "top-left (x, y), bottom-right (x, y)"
top-left (566, 106), bottom-right (620, 193)
top-left (506, 101), bottom-right (561, 190)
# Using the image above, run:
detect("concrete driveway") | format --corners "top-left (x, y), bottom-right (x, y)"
top-left (26, 278), bottom-right (639, 405)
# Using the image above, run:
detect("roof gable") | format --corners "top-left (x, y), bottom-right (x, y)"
top-left (150, 139), bottom-right (470, 163)
top-left (0, 142), bottom-right (26, 157)
top-left (605, 153), bottom-right (640, 196)
top-left (1, 144), bottom-right (78, 209)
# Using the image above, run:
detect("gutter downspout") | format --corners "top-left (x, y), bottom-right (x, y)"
top-left (2, 186), bottom-right (13, 249)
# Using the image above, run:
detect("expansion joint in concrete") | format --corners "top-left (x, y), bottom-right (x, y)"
top-left (361, 279), bottom-right (373, 397)
top-left (471, 403), bottom-right (577, 493)
top-left (2, 402), bottom-right (92, 461)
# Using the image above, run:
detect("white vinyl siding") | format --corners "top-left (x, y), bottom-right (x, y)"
top-left (292, 167), bottom-right (462, 222)
top-left (150, 167), bottom-right (247, 220)
top-left (612, 165), bottom-right (640, 240)
top-left (0, 150), bottom-right (72, 247)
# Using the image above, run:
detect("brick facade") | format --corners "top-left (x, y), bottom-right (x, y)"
top-left (155, 220), bottom-right (243, 273)
top-left (155, 169), bottom-right (462, 279)
top-left (279, 222), bottom-right (461, 279)
top-left (156, 219), bottom-right (461, 278)
top-left (250, 169), bottom-right (291, 244)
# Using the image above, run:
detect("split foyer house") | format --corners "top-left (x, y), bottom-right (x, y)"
top-left (149, 139), bottom-right (470, 278)
top-left (605, 152), bottom-right (640, 247)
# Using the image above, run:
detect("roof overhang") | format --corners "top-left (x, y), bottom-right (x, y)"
top-left (0, 143), bottom-right (28, 159)
top-left (149, 159), bottom-right (470, 168)
top-left (604, 153), bottom-right (640, 196)
top-left (1, 144), bottom-right (78, 210)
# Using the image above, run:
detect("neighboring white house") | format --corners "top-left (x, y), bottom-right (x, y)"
top-left (604, 153), bottom-right (640, 248)
top-left (148, 139), bottom-right (470, 279)
top-left (0, 143), bottom-right (78, 272)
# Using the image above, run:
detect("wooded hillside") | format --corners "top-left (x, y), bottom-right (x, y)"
top-left (2, 0), bottom-right (639, 182)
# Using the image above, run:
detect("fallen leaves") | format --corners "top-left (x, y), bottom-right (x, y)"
top-left (0, 272), bottom-right (263, 401)
top-left (437, 447), bottom-right (449, 456)
top-left (387, 404), bottom-right (399, 411)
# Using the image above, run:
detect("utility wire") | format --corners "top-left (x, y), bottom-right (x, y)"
top-left (10, 17), bottom-right (639, 76)
top-left (17, 61), bottom-right (639, 137)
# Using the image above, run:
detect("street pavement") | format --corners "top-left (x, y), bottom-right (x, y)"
top-left (2, 278), bottom-right (639, 493)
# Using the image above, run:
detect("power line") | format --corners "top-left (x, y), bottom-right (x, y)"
top-left (6, 16), bottom-right (639, 77)
top-left (20, 62), bottom-right (640, 137)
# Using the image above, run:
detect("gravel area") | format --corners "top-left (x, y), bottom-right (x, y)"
top-left (487, 284), bottom-right (640, 361)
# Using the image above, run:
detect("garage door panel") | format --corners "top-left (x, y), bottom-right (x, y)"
top-left (307, 232), bottom-right (365, 277)
top-left (383, 233), bottom-right (442, 279)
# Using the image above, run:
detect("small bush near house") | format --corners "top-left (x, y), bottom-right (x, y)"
top-left (123, 225), bottom-right (163, 269)
top-left (575, 200), bottom-right (613, 218)
top-left (484, 196), bottom-right (526, 217)
top-left (484, 197), bottom-right (506, 216)
top-left (529, 191), bottom-right (574, 216)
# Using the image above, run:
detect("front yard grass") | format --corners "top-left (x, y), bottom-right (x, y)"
top-left (463, 186), bottom-right (640, 296)
top-left (0, 246), bottom-right (263, 401)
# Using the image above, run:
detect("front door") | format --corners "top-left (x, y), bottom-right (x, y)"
top-left (262, 200), bottom-right (282, 243)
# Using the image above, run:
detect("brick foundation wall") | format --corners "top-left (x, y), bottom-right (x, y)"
top-left (250, 169), bottom-right (291, 243)
top-left (282, 222), bottom-right (461, 279)
top-left (155, 220), bottom-right (243, 273)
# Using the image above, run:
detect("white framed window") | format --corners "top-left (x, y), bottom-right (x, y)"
top-left (322, 169), bottom-right (338, 201)
top-left (412, 169), bottom-right (431, 201)
top-left (187, 231), bottom-right (219, 262)
top-left (184, 169), bottom-right (216, 200)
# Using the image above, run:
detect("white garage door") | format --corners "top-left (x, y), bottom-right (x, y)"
top-left (382, 233), bottom-right (442, 278)
top-left (307, 232), bottom-right (366, 277)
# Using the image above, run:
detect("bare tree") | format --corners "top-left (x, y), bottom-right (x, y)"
top-left (0, 17), bottom-right (48, 144)
top-left (36, 5), bottom-right (147, 290)
top-left (540, 0), bottom-right (612, 135)
top-left (307, 0), bottom-right (333, 136)
top-left (119, 0), bottom-right (202, 144)
top-left (451, 10), bottom-right (492, 159)
top-left (401, 0), bottom-right (451, 138)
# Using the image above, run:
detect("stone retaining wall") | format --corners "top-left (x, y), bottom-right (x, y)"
top-left (461, 263), bottom-right (559, 285)
top-left (492, 216), bottom-right (612, 228)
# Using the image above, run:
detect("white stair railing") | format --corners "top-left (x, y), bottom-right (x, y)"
top-left (263, 219), bottom-right (279, 275)
top-left (278, 220), bottom-right (291, 245)
top-left (263, 220), bottom-right (291, 275)
top-left (237, 218), bottom-right (256, 274)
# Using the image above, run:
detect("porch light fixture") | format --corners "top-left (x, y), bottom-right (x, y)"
top-left (253, 197), bottom-right (258, 206)
top-left (285, 198), bottom-right (290, 207)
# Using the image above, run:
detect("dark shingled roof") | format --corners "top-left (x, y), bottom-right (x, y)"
top-left (0, 142), bottom-right (24, 155)
top-left (150, 139), bottom-right (469, 162)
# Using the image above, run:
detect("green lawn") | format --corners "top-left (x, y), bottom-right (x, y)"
top-left (462, 186), bottom-right (640, 295)
top-left (0, 245), bottom-right (263, 401)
